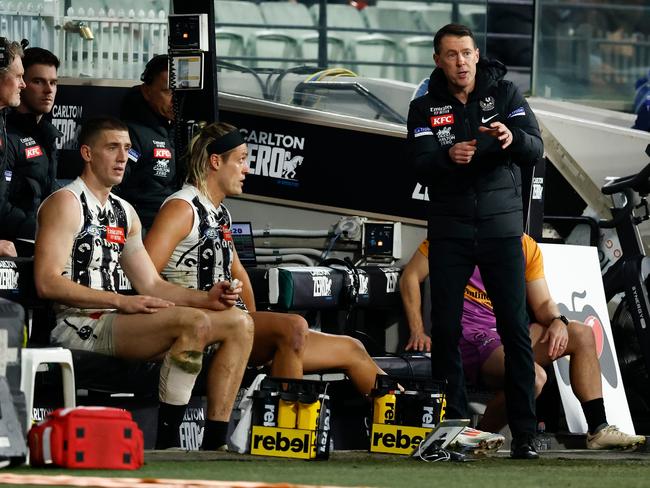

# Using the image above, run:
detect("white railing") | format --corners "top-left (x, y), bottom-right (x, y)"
top-left (62, 7), bottom-right (167, 79)
top-left (0, 1), bottom-right (59, 52)
top-left (0, 1), bottom-right (167, 79)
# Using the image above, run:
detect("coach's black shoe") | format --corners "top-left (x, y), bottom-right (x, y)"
top-left (510, 434), bottom-right (539, 459)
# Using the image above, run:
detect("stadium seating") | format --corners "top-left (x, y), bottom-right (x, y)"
top-left (214, 0), bottom-right (301, 68)
top-left (0, 0), bottom-right (443, 82)
top-left (215, 29), bottom-right (246, 61)
top-left (259, 1), bottom-right (346, 65)
top-left (307, 4), bottom-right (404, 78)
top-left (309, 3), bottom-right (368, 46)
top-left (364, 6), bottom-right (424, 39)
top-left (0, 0), bottom-right (533, 86)
top-left (376, 0), bottom-right (425, 8)
top-left (348, 34), bottom-right (404, 80)
top-left (459, 3), bottom-right (487, 32)
top-left (402, 36), bottom-right (434, 84)
top-left (417, 4), bottom-right (453, 32)
top-left (249, 30), bottom-right (301, 69)
top-left (259, 1), bottom-right (317, 39)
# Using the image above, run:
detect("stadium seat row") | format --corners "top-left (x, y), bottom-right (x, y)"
top-left (214, 0), bottom-right (487, 83)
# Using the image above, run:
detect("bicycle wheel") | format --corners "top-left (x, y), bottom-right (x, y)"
top-left (611, 300), bottom-right (650, 427)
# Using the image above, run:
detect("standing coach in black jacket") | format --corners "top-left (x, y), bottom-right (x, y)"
top-left (115, 54), bottom-right (177, 230)
top-left (5, 47), bottom-right (61, 241)
top-left (407, 24), bottom-right (544, 459)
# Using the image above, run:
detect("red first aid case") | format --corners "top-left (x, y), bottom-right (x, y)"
top-left (28, 406), bottom-right (144, 469)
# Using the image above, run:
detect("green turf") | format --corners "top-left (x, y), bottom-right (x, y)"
top-left (6, 454), bottom-right (650, 487)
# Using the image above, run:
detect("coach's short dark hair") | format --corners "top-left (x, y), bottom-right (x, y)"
top-left (78, 117), bottom-right (128, 147)
top-left (23, 47), bottom-right (59, 71)
top-left (433, 24), bottom-right (476, 55)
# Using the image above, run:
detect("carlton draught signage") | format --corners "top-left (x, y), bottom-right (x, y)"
top-left (221, 110), bottom-right (427, 221)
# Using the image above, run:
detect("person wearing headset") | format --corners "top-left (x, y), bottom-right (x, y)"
top-left (114, 54), bottom-right (177, 231)
top-left (143, 121), bottom-right (385, 401)
top-left (0, 37), bottom-right (25, 253)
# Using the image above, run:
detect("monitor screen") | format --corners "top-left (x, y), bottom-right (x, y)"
top-left (363, 222), bottom-right (394, 257)
top-left (231, 222), bottom-right (257, 267)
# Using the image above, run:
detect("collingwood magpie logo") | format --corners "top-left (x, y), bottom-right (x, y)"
top-left (152, 159), bottom-right (170, 178)
top-left (479, 96), bottom-right (495, 111)
top-left (241, 129), bottom-right (306, 187)
top-left (436, 126), bottom-right (455, 145)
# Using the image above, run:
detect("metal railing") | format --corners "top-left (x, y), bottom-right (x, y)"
top-left (0, 1), bottom-right (168, 79)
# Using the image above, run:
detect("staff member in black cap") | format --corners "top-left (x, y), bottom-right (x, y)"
top-left (115, 54), bottom-right (177, 230)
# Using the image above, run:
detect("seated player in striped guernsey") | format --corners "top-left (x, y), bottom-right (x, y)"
top-left (144, 122), bottom-right (385, 405)
top-left (34, 117), bottom-right (254, 451)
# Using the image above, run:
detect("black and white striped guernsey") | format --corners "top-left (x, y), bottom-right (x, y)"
top-left (52, 177), bottom-right (133, 302)
top-left (162, 185), bottom-right (242, 309)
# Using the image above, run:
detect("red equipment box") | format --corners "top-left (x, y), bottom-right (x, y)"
top-left (28, 406), bottom-right (144, 469)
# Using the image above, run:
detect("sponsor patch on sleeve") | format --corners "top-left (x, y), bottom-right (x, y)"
top-left (127, 148), bottom-right (140, 162)
top-left (414, 127), bottom-right (433, 138)
top-left (507, 107), bottom-right (526, 118)
top-left (4, 170), bottom-right (11, 182)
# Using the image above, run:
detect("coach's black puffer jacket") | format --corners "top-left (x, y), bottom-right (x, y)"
top-left (407, 59), bottom-right (543, 239)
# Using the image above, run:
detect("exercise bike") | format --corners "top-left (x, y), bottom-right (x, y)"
top-left (599, 145), bottom-right (650, 424)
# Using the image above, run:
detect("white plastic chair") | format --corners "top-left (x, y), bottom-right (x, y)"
top-left (20, 347), bottom-right (76, 433)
